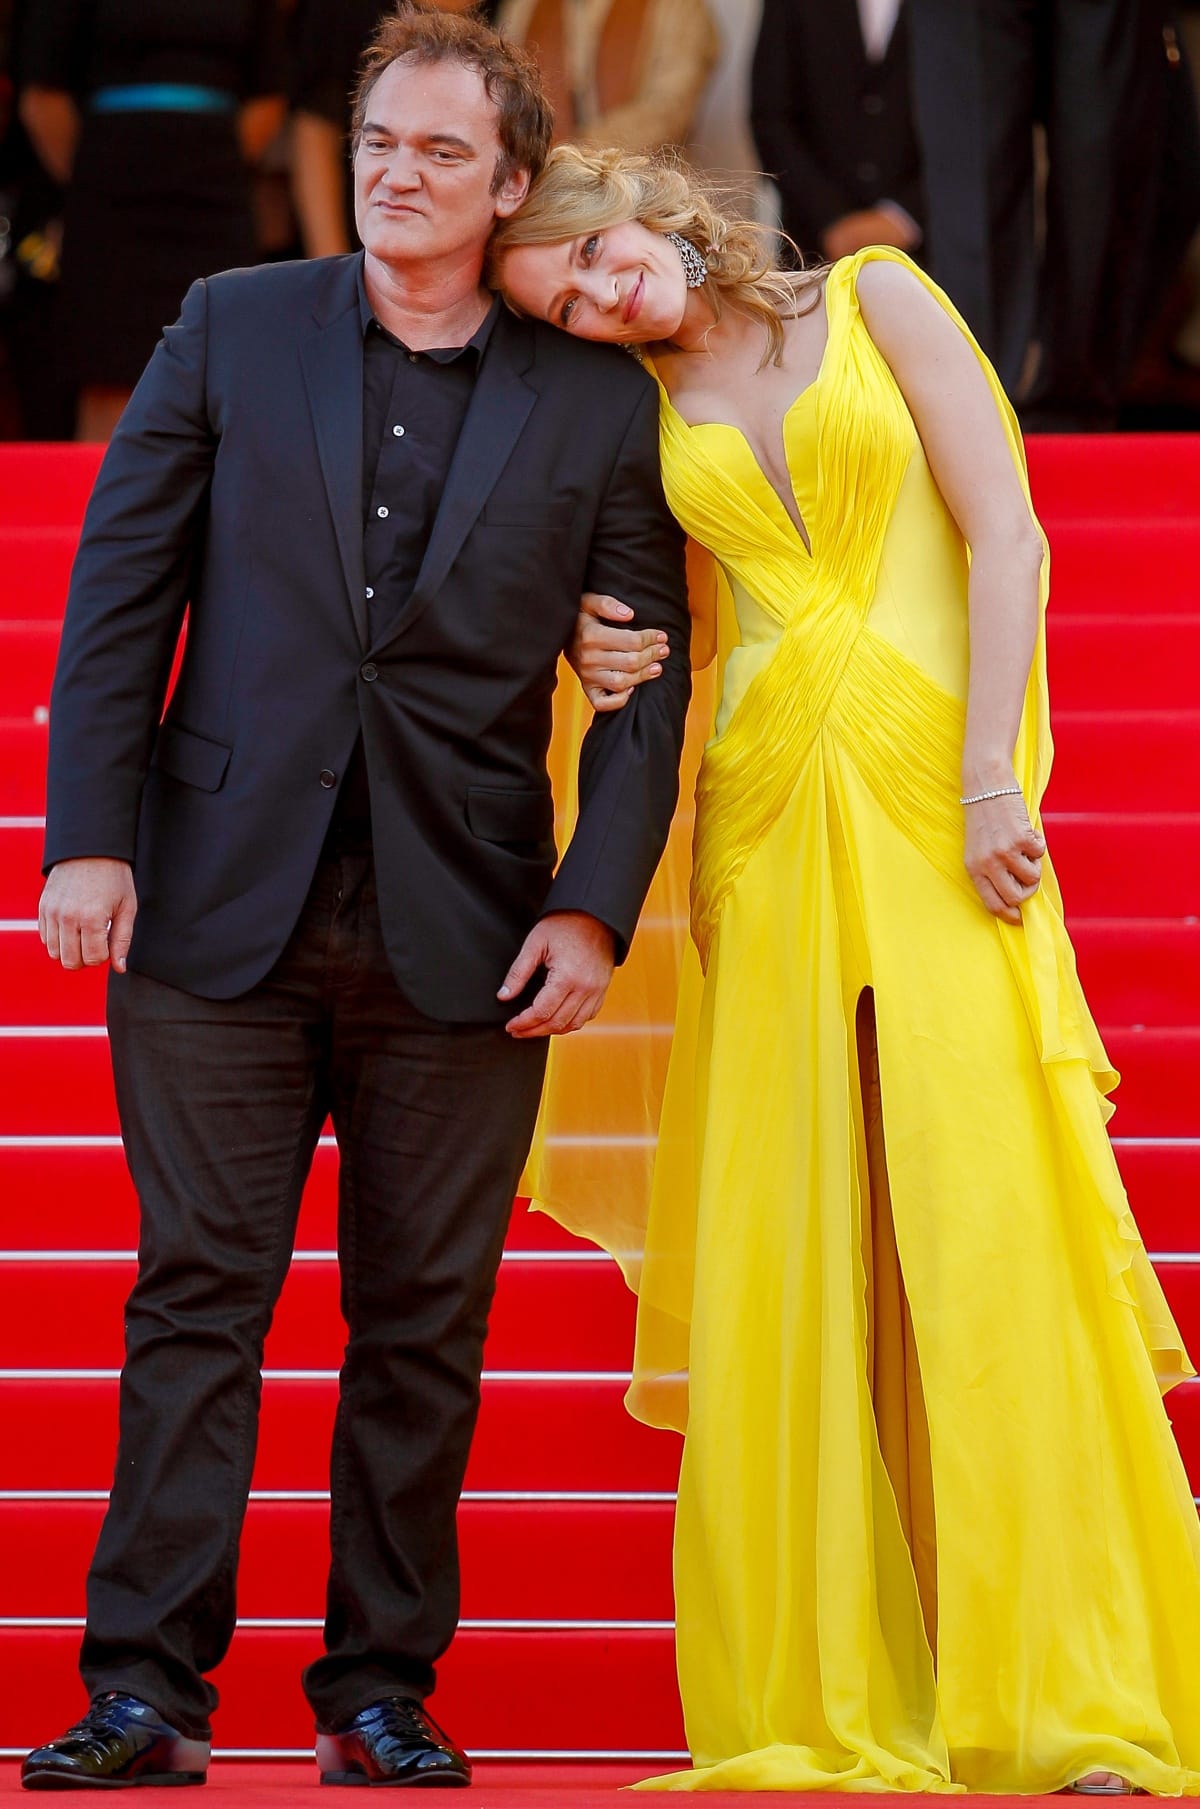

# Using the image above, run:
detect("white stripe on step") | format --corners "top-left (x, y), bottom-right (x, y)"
top-left (0, 1135), bottom-right (124, 1146)
top-left (0, 1247), bottom-right (612, 1264)
top-left (2, 1245), bottom-right (1195, 1266)
top-left (0, 1367), bottom-right (635, 1382)
top-left (1, 1134), bottom-right (1198, 1152)
top-left (0, 1025), bottom-right (673, 1041)
top-left (0, 1746), bottom-right (694, 1761)
top-left (0, 1134), bottom-right (1154, 1149)
top-left (0, 1025), bottom-right (107, 1036)
top-left (0, 1487), bottom-right (678, 1503)
top-left (0, 1615), bottom-right (675, 1631)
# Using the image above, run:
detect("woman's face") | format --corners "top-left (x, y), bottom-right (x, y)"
top-left (500, 219), bottom-right (689, 344)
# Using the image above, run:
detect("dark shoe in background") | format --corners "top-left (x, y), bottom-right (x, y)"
top-left (21, 1691), bottom-right (209, 1789)
top-left (317, 1697), bottom-right (471, 1788)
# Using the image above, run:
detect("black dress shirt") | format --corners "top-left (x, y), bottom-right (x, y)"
top-left (325, 270), bottom-right (500, 852)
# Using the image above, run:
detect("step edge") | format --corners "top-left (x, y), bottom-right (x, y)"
top-left (0, 1249), bottom-right (613, 1265)
top-left (0, 1367), bottom-right (636, 1382)
top-left (0, 1628), bottom-right (676, 1642)
top-left (0, 1365), bottom-right (1193, 1392)
top-left (0, 1488), bottom-right (679, 1502)
top-left (2, 1747), bottom-right (693, 1762)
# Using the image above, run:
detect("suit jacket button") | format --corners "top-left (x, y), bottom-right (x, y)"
top-left (360, 662), bottom-right (379, 682)
top-left (319, 769), bottom-right (337, 788)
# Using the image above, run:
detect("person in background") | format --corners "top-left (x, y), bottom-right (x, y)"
top-left (18, 0), bottom-right (286, 442)
top-left (291, 0), bottom-right (494, 259)
top-left (1171, 0), bottom-right (1200, 372)
top-left (0, 0), bottom-right (75, 437)
top-left (750, 0), bottom-right (923, 265)
top-left (494, 0), bottom-right (719, 154)
top-left (907, 0), bottom-right (1200, 430)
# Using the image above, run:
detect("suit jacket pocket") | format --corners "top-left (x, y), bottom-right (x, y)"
top-left (151, 722), bottom-right (233, 793)
top-left (477, 499), bottom-right (574, 532)
top-left (466, 785), bottom-right (554, 846)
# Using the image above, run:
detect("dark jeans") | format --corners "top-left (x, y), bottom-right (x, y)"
top-left (82, 853), bottom-right (547, 1739)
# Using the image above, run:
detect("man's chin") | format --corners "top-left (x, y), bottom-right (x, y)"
top-left (361, 218), bottom-right (429, 260)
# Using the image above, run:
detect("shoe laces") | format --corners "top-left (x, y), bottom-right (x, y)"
top-left (365, 1697), bottom-right (453, 1753)
top-left (60, 1693), bottom-right (150, 1754)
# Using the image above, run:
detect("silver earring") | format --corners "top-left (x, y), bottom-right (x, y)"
top-left (666, 230), bottom-right (709, 289)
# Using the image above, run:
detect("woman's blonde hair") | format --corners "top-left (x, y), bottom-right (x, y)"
top-left (488, 144), bottom-right (824, 366)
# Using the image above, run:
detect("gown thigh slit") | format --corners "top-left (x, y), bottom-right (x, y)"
top-left (855, 987), bottom-right (939, 1662)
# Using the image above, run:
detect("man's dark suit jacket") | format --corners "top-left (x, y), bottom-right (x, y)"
top-left (751, 0), bottom-right (924, 260)
top-left (43, 254), bottom-right (691, 1022)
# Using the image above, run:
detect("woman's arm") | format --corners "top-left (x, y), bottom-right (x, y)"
top-left (237, 94), bottom-right (286, 165)
top-left (291, 110), bottom-right (354, 257)
top-left (856, 258), bottom-right (1048, 925)
top-left (18, 86), bottom-right (80, 183)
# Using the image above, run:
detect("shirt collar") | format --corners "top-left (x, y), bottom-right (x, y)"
top-left (356, 255), bottom-right (501, 366)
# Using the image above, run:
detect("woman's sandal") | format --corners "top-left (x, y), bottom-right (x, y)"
top-left (1063, 1774), bottom-right (1143, 1795)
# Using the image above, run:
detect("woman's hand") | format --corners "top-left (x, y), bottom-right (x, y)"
top-left (569, 592), bottom-right (670, 712)
top-left (963, 791), bottom-right (1046, 925)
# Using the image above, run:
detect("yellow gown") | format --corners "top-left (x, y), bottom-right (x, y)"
top-left (524, 248), bottom-right (1200, 1792)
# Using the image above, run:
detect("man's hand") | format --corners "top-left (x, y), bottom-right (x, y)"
top-left (822, 206), bottom-right (920, 262)
top-left (499, 911), bottom-right (615, 1037)
top-left (569, 592), bottom-right (669, 713)
top-left (39, 858), bottom-right (138, 972)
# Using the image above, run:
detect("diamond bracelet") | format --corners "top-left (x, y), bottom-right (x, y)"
top-left (959, 785), bottom-right (1024, 806)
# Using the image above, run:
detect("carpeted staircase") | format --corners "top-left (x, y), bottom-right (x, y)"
top-left (0, 436), bottom-right (1197, 1765)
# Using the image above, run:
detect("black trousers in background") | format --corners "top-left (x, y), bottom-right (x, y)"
top-left (908, 0), bottom-right (1185, 427)
top-left (82, 853), bottom-right (547, 1739)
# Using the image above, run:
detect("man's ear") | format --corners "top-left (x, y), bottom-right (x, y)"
top-left (493, 164), bottom-right (531, 219)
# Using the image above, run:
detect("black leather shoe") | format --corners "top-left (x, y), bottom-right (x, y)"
top-left (21, 1692), bottom-right (209, 1789)
top-left (317, 1698), bottom-right (470, 1788)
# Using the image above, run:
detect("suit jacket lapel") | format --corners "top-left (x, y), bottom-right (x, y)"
top-left (375, 308), bottom-right (538, 651)
top-left (300, 262), bottom-right (369, 650)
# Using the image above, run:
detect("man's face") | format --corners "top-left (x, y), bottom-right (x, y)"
top-left (353, 57), bottom-right (529, 270)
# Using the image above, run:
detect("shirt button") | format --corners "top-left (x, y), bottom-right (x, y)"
top-left (392, 424), bottom-right (405, 437)
top-left (862, 93), bottom-right (884, 115)
top-left (319, 769), bottom-right (337, 789)
top-left (360, 661), bottom-right (379, 683)
top-left (408, 352), bottom-right (419, 364)
top-left (365, 586), bottom-right (374, 599)
top-left (857, 159), bottom-right (880, 184)
top-left (376, 505), bottom-right (389, 519)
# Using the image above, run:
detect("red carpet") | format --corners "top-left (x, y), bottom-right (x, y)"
top-left (1, 436), bottom-right (1199, 1772)
top-left (0, 1764), bottom-right (1076, 1802)
top-left (2, 1761), bottom-right (668, 1803)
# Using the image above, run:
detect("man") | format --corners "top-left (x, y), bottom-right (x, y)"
top-left (23, 3), bottom-right (689, 1791)
top-left (906, 0), bottom-right (1200, 428)
top-left (750, 0), bottom-right (924, 265)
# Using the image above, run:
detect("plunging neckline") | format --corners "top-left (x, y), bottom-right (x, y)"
top-left (645, 288), bottom-right (831, 558)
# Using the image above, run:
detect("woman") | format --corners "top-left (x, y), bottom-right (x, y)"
top-left (18, 0), bottom-right (285, 440)
top-left (488, 147), bottom-right (1200, 1794)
